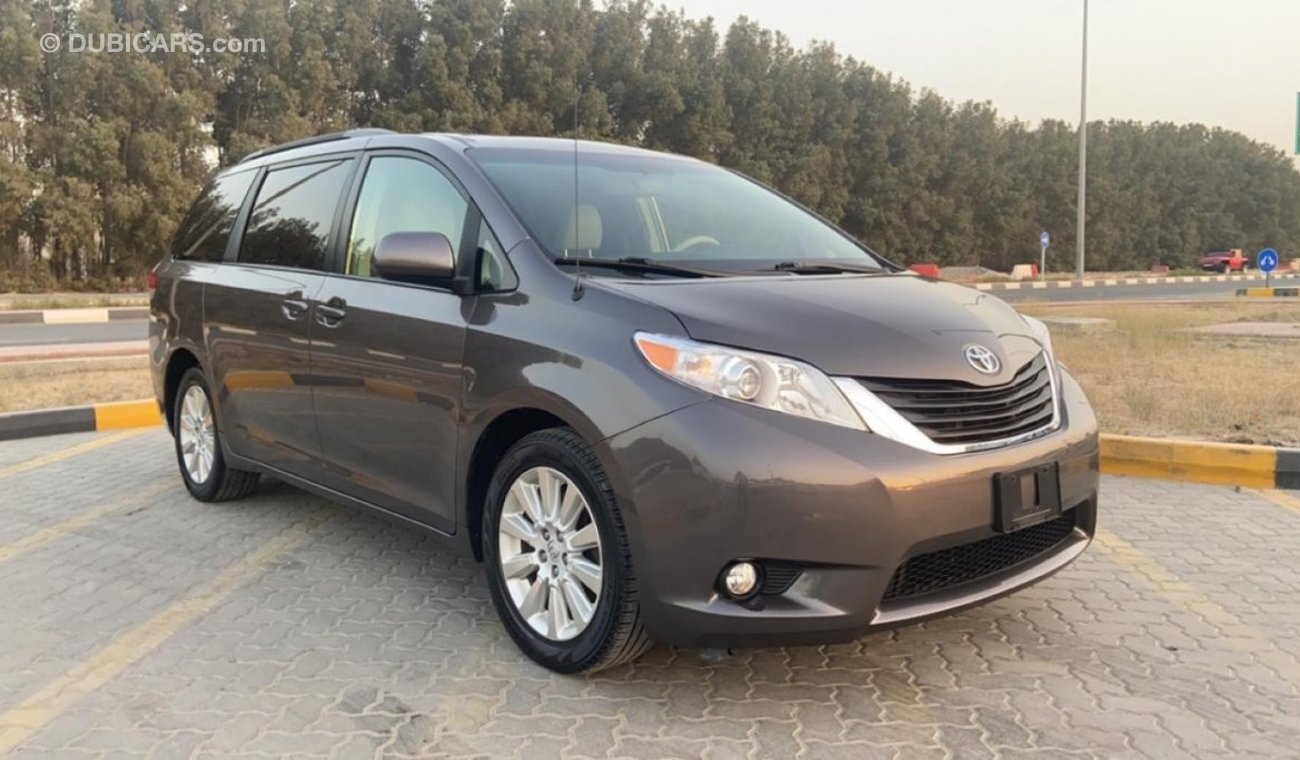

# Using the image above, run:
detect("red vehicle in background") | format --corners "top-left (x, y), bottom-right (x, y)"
top-left (1199, 249), bottom-right (1249, 273)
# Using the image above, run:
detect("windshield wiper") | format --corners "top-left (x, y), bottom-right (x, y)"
top-left (553, 256), bottom-right (731, 278)
top-left (770, 261), bottom-right (888, 275)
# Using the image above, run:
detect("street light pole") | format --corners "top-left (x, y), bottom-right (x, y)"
top-left (1075, 0), bottom-right (1089, 280)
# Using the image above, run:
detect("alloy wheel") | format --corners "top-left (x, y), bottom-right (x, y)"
top-left (178, 384), bottom-right (216, 484)
top-left (497, 466), bottom-right (604, 641)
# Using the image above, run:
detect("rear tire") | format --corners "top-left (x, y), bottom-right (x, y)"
top-left (482, 428), bottom-right (652, 674)
top-left (172, 367), bottom-right (259, 502)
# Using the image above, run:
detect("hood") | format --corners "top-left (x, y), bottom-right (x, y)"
top-left (596, 273), bottom-right (1044, 384)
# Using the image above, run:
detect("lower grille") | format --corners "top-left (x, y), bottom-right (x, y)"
top-left (882, 514), bottom-right (1077, 602)
top-left (858, 353), bottom-right (1055, 446)
top-left (759, 564), bottom-right (802, 595)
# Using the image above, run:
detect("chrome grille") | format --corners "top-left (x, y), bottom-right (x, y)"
top-left (857, 354), bottom-right (1055, 446)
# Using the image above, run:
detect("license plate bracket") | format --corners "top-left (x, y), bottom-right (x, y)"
top-left (994, 463), bottom-right (1062, 533)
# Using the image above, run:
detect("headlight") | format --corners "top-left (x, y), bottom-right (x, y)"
top-left (633, 332), bottom-right (867, 430)
top-left (1022, 315), bottom-right (1068, 375)
top-left (1021, 315), bottom-right (1056, 358)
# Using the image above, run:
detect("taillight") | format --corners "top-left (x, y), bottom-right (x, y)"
top-left (147, 269), bottom-right (160, 290)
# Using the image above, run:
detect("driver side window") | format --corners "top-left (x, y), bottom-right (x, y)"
top-left (347, 157), bottom-right (469, 277)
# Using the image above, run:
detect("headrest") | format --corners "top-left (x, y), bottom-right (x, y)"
top-left (560, 204), bottom-right (602, 252)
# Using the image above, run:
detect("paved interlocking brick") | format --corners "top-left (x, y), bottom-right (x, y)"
top-left (1, 430), bottom-right (1298, 759)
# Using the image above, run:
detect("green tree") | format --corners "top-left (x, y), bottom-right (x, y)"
top-left (0, 0), bottom-right (40, 267)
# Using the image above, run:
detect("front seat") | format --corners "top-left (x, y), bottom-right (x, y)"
top-left (559, 204), bottom-right (603, 258)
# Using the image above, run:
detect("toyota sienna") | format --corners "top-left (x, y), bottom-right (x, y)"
top-left (150, 129), bottom-right (1099, 673)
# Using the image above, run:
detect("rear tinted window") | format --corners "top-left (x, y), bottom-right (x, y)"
top-left (239, 160), bottom-right (351, 270)
top-left (171, 170), bottom-right (256, 261)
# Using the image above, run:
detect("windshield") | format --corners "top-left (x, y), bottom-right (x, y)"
top-left (469, 147), bottom-right (884, 271)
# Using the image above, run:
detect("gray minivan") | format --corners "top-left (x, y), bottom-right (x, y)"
top-left (151, 129), bottom-right (1098, 674)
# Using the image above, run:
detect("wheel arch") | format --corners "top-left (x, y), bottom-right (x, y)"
top-left (162, 348), bottom-right (202, 432)
top-left (462, 406), bottom-right (577, 562)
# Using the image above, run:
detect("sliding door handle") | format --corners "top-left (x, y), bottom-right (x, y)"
top-left (281, 298), bottom-right (309, 320)
top-left (315, 297), bottom-right (347, 327)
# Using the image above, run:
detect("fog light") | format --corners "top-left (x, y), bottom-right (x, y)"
top-left (722, 561), bottom-right (759, 598)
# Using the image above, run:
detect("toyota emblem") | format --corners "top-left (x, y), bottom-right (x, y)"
top-left (963, 345), bottom-right (1001, 375)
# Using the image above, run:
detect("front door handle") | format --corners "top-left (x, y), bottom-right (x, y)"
top-left (281, 294), bottom-right (309, 321)
top-left (316, 297), bottom-right (347, 327)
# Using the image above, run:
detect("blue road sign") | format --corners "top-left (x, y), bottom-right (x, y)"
top-left (1040, 231), bottom-right (1050, 249)
top-left (1258, 248), bottom-right (1278, 273)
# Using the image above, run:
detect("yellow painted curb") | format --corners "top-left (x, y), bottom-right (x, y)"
top-left (92, 399), bottom-right (163, 431)
top-left (1099, 433), bottom-right (1276, 488)
top-left (1236, 286), bottom-right (1299, 298)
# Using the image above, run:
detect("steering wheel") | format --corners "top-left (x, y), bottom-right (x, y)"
top-left (672, 235), bottom-right (721, 253)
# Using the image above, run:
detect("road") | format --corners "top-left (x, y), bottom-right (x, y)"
top-left (2, 428), bottom-right (1299, 758)
top-left (0, 320), bottom-right (146, 349)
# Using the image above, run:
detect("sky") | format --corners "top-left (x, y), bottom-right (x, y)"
top-left (672, 0), bottom-right (1299, 160)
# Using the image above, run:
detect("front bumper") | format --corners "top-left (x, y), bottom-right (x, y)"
top-left (600, 369), bottom-right (1099, 648)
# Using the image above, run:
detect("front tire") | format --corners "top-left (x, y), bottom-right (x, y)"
top-left (172, 367), bottom-right (259, 502)
top-left (482, 428), bottom-right (651, 673)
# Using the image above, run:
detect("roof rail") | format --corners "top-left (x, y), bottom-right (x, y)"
top-left (239, 128), bottom-right (396, 163)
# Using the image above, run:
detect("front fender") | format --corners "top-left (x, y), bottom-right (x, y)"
top-left (456, 272), bottom-right (707, 530)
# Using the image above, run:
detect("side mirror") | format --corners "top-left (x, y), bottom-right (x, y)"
top-left (373, 231), bottom-right (456, 282)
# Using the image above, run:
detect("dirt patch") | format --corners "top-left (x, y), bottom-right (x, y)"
top-left (0, 293), bottom-right (149, 311)
top-left (1019, 301), bottom-right (1300, 446)
top-left (1192, 322), bottom-right (1300, 340)
top-left (0, 357), bottom-right (152, 413)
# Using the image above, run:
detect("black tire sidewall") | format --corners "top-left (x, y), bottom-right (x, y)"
top-left (173, 368), bottom-right (227, 501)
top-left (482, 431), bottom-right (627, 673)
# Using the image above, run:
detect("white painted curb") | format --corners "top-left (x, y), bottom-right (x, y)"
top-left (966, 272), bottom-right (1298, 292)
